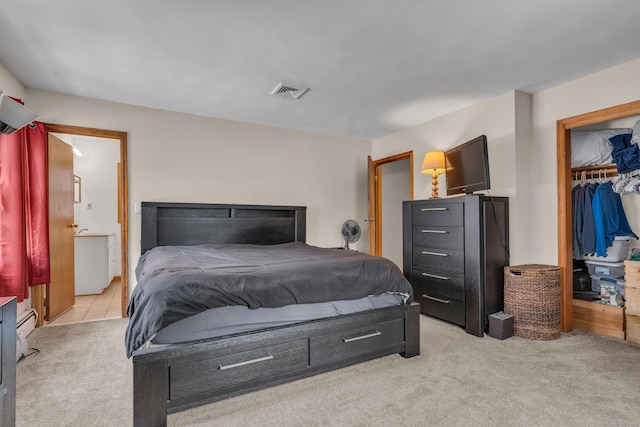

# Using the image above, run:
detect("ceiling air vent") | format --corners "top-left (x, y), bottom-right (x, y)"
top-left (270, 83), bottom-right (309, 99)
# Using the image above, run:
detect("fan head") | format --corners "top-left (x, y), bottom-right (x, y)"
top-left (341, 220), bottom-right (361, 250)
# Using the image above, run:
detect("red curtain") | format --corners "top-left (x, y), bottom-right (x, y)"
top-left (0, 121), bottom-right (50, 301)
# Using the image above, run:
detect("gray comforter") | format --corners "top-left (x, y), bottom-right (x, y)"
top-left (125, 242), bottom-right (412, 357)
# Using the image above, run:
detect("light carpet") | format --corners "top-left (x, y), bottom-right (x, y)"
top-left (16, 315), bottom-right (640, 426)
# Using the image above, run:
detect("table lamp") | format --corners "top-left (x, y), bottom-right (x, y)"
top-left (420, 150), bottom-right (446, 198)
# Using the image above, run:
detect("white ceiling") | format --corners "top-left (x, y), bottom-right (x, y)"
top-left (2, 0), bottom-right (640, 141)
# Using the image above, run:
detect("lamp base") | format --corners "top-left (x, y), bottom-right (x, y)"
top-left (431, 172), bottom-right (440, 199)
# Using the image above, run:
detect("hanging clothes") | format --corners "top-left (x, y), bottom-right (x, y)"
top-left (572, 174), bottom-right (599, 259)
top-left (580, 182), bottom-right (599, 255)
top-left (572, 183), bottom-right (583, 259)
top-left (592, 181), bottom-right (638, 257)
top-left (611, 133), bottom-right (640, 174)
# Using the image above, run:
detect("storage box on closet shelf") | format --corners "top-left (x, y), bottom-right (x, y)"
top-left (584, 236), bottom-right (631, 262)
top-left (591, 274), bottom-right (626, 298)
top-left (585, 259), bottom-right (625, 278)
top-left (586, 257), bottom-right (627, 300)
top-left (584, 236), bottom-right (631, 306)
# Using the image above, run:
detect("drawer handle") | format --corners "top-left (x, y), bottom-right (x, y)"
top-left (342, 331), bottom-right (382, 343)
top-left (421, 251), bottom-right (448, 257)
top-left (423, 295), bottom-right (450, 304)
top-left (421, 272), bottom-right (450, 280)
top-left (218, 353), bottom-right (273, 370)
top-left (421, 229), bottom-right (448, 234)
top-left (420, 207), bottom-right (448, 211)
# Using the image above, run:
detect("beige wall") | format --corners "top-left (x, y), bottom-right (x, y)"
top-left (373, 57), bottom-right (640, 266)
top-left (5, 57), bottom-right (640, 292)
top-left (373, 91), bottom-right (529, 263)
top-left (22, 88), bottom-right (371, 293)
top-left (530, 58), bottom-right (640, 263)
top-left (0, 63), bottom-right (25, 99)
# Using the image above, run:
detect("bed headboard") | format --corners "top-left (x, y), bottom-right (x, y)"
top-left (140, 202), bottom-right (307, 254)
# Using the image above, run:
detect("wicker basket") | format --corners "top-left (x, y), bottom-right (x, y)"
top-left (504, 264), bottom-right (561, 340)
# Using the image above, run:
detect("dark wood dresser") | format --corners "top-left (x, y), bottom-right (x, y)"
top-left (0, 296), bottom-right (16, 427)
top-left (402, 195), bottom-right (509, 336)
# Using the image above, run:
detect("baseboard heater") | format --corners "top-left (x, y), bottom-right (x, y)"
top-left (17, 308), bottom-right (37, 361)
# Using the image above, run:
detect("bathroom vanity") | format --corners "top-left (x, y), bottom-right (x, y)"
top-left (74, 233), bottom-right (116, 295)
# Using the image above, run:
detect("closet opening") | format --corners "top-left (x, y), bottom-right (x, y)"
top-left (557, 100), bottom-right (640, 334)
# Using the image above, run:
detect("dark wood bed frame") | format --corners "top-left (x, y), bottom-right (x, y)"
top-left (132, 202), bottom-right (420, 426)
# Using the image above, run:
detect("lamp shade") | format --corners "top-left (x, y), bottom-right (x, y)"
top-left (420, 150), bottom-right (445, 174)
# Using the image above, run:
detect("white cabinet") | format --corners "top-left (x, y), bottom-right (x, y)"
top-left (74, 233), bottom-right (115, 295)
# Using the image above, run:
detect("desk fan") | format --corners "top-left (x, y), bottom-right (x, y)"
top-left (341, 220), bottom-right (361, 250)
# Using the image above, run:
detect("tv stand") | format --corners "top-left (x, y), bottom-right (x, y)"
top-left (402, 195), bottom-right (509, 335)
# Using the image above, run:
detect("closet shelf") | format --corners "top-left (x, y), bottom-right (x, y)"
top-left (571, 163), bottom-right (618, 178)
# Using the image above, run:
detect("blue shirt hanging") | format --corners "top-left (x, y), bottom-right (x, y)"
top-left (592, 181), bottom-right (638, 257)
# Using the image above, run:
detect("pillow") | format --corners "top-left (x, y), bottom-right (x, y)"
top-left (570, 128), bottom-right (632, 167)
top-left (631, 119), bottom-right (640, 145)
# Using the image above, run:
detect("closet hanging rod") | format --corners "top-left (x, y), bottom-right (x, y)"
top-left (571, 163), bottom-right (618, 177)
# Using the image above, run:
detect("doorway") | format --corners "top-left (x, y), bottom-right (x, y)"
top-left (368, 152), bottom-right (413, 268)
top-left (556, 100), bottom-right (640, 332)
top-left (32, 124), bottom-right (129, 326)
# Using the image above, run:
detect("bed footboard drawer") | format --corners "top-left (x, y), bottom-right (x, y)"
top-left (169, 339), bottom-right (309, 400)
top-left (309, 318), bottom-right (405, 365)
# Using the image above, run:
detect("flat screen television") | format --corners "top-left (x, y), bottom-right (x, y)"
top-left (444, 135), bottom-right (491, 196)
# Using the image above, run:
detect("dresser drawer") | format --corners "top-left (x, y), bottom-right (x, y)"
top-left (411, 202), bottom-right (463, 226)
top-left (170, 339), bottom-right (309, 400)
top-left (310, 319), bottom-right (405, 365)
top-left (414, 291), bottom-right (465, 326)
top-left (412, 247), bottom-right (464, 273)
top-left (412, 225), bottom-right (463, 250)
top-left (412, 267), bottom-right (464, 300)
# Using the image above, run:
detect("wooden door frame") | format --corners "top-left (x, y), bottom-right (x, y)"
top-left (557, 100), bottom-right (640, 332)
top-left (369, 151), bottom-right (414, 256)
top-left (42, 124), bottom-right (129, 319)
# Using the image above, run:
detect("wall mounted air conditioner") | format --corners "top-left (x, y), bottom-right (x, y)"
top-left (17, 308), bottom-right (37, 361)
top-left (0, 90), bottom-right (40, 134)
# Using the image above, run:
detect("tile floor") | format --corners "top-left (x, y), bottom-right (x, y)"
top-left (47, 279), bottom-right (123, 325)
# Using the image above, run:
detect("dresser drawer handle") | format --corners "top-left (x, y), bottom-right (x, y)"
top-left (421, 272), bottom-right (450, 280)
top-left (218, 354), bottom-right (273, 370)
top-left (342, 331), bottom-right (382, 343)
top-left (423, 295), bottom-right (450, 304)
top-left (420, 207), bottom-right (448, 212)
top-left (421, 229), bottom-right (448, 234)
top-left (421, 251), bottom-right (448, 257)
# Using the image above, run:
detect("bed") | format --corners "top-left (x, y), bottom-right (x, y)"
top-left (129, 202), bottom-right (420, 426)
